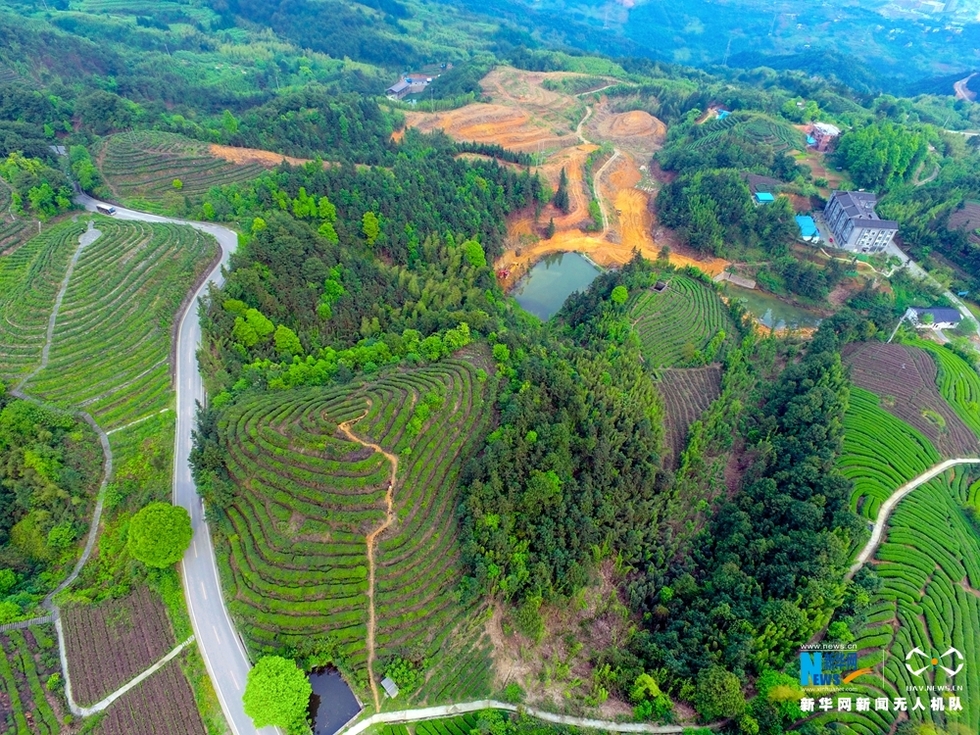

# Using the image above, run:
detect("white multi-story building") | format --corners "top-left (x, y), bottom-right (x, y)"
top-left (823, 190), bottom-right (899, 253)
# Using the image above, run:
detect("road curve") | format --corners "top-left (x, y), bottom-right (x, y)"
top-left (75, 194), bottom-right (273, 735)
top-left (848, 457), bottom-right (980, 577)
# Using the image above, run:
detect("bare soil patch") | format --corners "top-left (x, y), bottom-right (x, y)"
top-left (208, 143), bottom-right (310, 168)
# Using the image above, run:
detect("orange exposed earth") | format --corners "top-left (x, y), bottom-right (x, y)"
top-left (396, 66), bottom-right (730, 284)
top-left (208, 143), bottom-right (310, 168)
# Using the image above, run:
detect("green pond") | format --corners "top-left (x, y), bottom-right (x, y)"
top-left (725, 284), bottom-right (823, 330)
top-left (511, 252), bottom-right (602, 320)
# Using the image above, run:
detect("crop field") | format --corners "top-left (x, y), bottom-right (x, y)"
top-left (909, 338), bottom-right (980, 442)
top-left (841, 387), bottom-right (941, 519)
top-left (843, 342), bottom-right (977, 456)
top-left (813, 470), bottom-right (980, 734)
top-left (657, 365), bottom-right (722, 466)
top-left (629, 276), bottom-right (732, 367)
top-left (98, 131), bottom-right (268, 211)
top-left (24, 219), bottom-right (216, 430)
top-left (0, 626), bottom-right (67, 735)
top-left (62, 586), bottom-right (176, 706)
top-left (377, 712), bottom-right (485, 735)
top-left (216, 353), bottom-right (494, 701)
top-left (93, 656), bottom-right (207, 735)
top-left (0, 182), bottom-right (30, 255)
top-left (0, 219), bottom-right (87, 381)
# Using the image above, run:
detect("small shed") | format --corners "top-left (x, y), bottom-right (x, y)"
top-left (380, 677), bottom-right (399, 699)
top-left (754, 192), bottom-right (775, 204)
top-left (653, 280), bottom-right (668, 292)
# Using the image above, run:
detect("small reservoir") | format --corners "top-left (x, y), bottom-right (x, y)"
top-left (511, 252), bottom-right (602, 320)
top-left (725, 284), bottom-right (822, 330)
top-left (309, 668), bottom-right (361, 735)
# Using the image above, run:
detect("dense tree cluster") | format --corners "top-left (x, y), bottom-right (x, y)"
top-left (656, 170), bottom-right (797, 257)
top-left (202, 129), bottom-right (540, 264)
top-left (627, 313), bottom-right (868, 685)
top-left (0, 152), bottom-right (73, 220)
top-left (0, 387), bottom-right (100, 622)
top-left (835, 121), bottom-right (928, 190)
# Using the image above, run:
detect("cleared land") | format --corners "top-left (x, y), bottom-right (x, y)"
top-left (400, 68), bottom-right (686, 277)
top-left (947, 200), bottom-right (980, 245)
top-left (812, 470), bottom-right (980, 734)
top-left (97, 131), bottom-right (269, 211)
top-left (911, 338), bottom-right (980, 441)
top-left (658, 366), bottom-right (722, 467)
top-left (843, 342), bottom-right (978, 457)
top-left (0, 626), bottom-right (67, 735)
top-left (23, 218), bottom-right (216, 429)
top-left (629, 276), bottom-right (733, 368)
top-left (216, 353), bottom-right (495, 704)
top-left (62, 587), bottom-right (176, 706)
top-left (93, 656), bottom-right (207, 735)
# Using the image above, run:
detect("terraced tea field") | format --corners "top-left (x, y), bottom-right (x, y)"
top-left (0, 220), bottom-right (87, 381)
top-left (909, 338), bottom-right (980, 442)
top-left (22, 218), bottom-right (216, 429)
top-left (843, 342), bottom-right (978, 457)
top-left (0, 626), bottom-right (67, 735)
top-left (215, 353), bottom-right (495, 704)
top-left (629, 276), bottom-right (732, 367)
top-left (657, 365), bottom-right (722, 466)
top-left (0, 181), bottom-right (30, 255)
top-left (814, 470), bottom-right (980, 734)
top-left (98, 131), bottom-right (268, 212)
top-left (841, 387), bottom-right (941, 519)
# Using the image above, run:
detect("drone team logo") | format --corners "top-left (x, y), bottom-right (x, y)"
top-left (905, 647), bottom-right (965, 677)
top-left (799, 651), bottom-right (873, 687)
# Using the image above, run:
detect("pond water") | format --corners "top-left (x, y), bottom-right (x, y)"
top-left (309, 668), bottom-right (361, 735)
top-left (511, 251), bottom-right (602, 320)
top-left (725, 284), bottom-right (823, 330)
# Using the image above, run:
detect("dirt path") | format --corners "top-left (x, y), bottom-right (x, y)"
top-left (592, 149), bottom-right (620, 235)
top-left (849, 458), bottom-right (980, 577)
top-left (338, 409), bottom-right (398, 711)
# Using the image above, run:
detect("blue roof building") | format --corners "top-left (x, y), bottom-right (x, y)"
top-left (716, 109), bottom-right (731, 119)
top-left (796, 215), bottom-right (819, 240)
top-left (754, 192), bottom-right (775, 204)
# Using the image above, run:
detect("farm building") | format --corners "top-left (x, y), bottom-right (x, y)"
top-left (385, 76), bottom-right (432, 100)
top-left (754, 192), bottom-right (775, 204)
top-left (824, 190), bottom-right (898, 253)
top-left (796, 215), bottom-right (820, 242)
top-left (380, 677), bottom-right (399, 698)
top-left (807, 122), bottom-right (841, 152)
top-left (907, 306), bottom-right (963, 330)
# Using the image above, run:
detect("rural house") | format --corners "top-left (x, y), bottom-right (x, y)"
top-left (807, 122), bottom-right (841, 152)
top-left (906, 306), bottom-right (963, 330)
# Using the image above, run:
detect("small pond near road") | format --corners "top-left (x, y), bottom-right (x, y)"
top-left (511, 252), bottom-right (602, 320)
top-left (309, 667), bottom-right (361, 735)
top-left (725, 284), bottom-right (823, 330)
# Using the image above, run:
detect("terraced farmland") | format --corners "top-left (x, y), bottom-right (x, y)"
top-left (23, 218), bottom-right (216, 429)
top-left (841, 387), bottom-right (941, 519)
top-left (629, 276), bottom-right (732, 367)
top-left (94, 656), bottom-right (207, 735)
top-left (843, 342), bottom-right (978, 457)
top-left (657, 365), bottom-right (722, 466)
top-left (215, 352), bottom-right (495, 702)
top-left (0, 626), bottom-right (68, 735)
top-left (910, 338), bottom-right (980, 442)
top-left (0, 182), bottom-right (30, 254)
top-left (98, 131), bottom-right (267, 212)
top-left (0, 219), bottom-right (86, 381)
top-left (813, 470), bottom-right (980, 734)
top-left (62, 587), bottom-right (176, 706)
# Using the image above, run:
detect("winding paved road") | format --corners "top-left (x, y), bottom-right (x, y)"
top-left (76, 195), bottom-right (273, 735)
